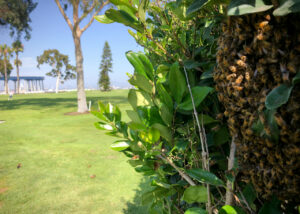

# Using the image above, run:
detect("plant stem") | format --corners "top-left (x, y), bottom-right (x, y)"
top-left (225, 136), bottom-right (236, 205)
top-left (183, 66), bottom-right (212, 214)
top-left (158, 154), bottom-right (196, 186)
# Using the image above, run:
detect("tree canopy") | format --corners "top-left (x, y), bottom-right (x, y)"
top-left (0, 59), bottom-right (13, 77)
top-left (99, 41), bottom-right (112, 91)
top-left (0, 0), bottom-right (37, 40)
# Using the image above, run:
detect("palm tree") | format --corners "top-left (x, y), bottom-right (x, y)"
top-left (0, 44), bottom-right (13, 94)
top-left (12, 40), bottom-right (23, 94)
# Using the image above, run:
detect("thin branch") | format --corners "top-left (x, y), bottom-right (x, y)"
top-left (225, 136), bottom-right (236, 205)
top-left (158, 154), bottom-right (196, 186)
top-left (54, 0), bottom-right (74, 31)
top-left (80, 0), bottom-right (109, 34)
top-left (74, 1), bottom-right (96, 30)
top-left (183, 66), bottom-right (212, 214)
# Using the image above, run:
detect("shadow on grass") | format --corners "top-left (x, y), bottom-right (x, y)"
top-left (123, 178), bottom-right (151, 214)
top-left (0, 96), bottom-right (128, 110)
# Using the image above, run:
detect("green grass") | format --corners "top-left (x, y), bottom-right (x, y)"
top-left (0, 90), bottom-right (148, 214)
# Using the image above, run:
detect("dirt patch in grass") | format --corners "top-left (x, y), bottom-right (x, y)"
top-left (64, 112), bottom-right (89, 116)
top-left (0, 187), bottom-right (8, 194)
top-left (0, 120), bottom-right (6, 124)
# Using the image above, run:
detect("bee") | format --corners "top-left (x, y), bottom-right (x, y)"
top-left (233, 85), bottom-right (243, 91)
top-left (237, 53), bottom-right (247, 62)
top-left (264, 14), bottom-right (271, 21)
top-left (257, 32), bottom-right (264, 41)
top-left (287, 62), bottom-right (297, 73)
top-left (235, 75), bottom-right (244, 85)
top-left (218, 93), bottom-right (224, 102)
top-left (258, 21), bottom-right (269, 29)
top-left (243, 45), bottom-right (252, 54)
top-left (274, 29), bottom-right (282, 43)
top-left (266, 180), bottom-right (273, 189)
top-left (226, 73), bottom-right (236, 80)
top-left (245, 129), bottom-right (253, 135)
top-left (229, 65), bottom-right (237, 72)
top-left (280, 63), bottom-right (290, 82)
top-left (245, 72), bottom-right (250, 81)
top-left (236, 59), bottom-right (247, 68)
top-left (274, 114), bottom-right (286, 127)
top-left (266, 139), bottom-right (273, 148)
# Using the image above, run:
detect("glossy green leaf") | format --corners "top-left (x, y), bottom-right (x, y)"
top-left (151, 179), bottom-right (171, 189)
top-left (273, 0), bottom-right (300, 16)
top-left (199, 114), bottom-right (218, 125)
top-left (169, 62), bottom-right (187, 103)
top-left (137, 106), bottom-right (164, 127)
top-left (95, 15), bottom-right (114, 24)
top-left (213, 126), bottom-right (230, 146)
top-left (128, 89), bottom-right (153, 110)
top-left (200, 70), bottom-right (213, 80)
top-left (126, 51), bottom-right (148, 77)
top-left (94, 122), bottom-right (115, 131)
top-left (137, 53), bottom-right (154, 80)
top-left (187, 168), bottom-right (224, 186)
top-left (178, 86), bottom-right (213, 111)
top-left (105, 9), bottom-right (144, 32)
top-left (126, 110), bottom-right (143, 124)
top-left (242, 184), bottom-right (256, 207)
top-left (156, 83), bottom-right (173, 111)
top-left (258, 197), bottom-right (281, 214)
top-left (159, 103), bottom-right (173, 126)
top-left (219, 205), bottom-right (238, 214)
top-left (110, 141), bottom-right (130, 151)
top-left (156, 64), bottom-right (169, 83)
top-left (91, 111), bottom-right (108, 122)
top-left (129, 73), bottom-right (153, 94)
top-left (152, 123), bottom-right (172, 142)
top-left (292, 72), bottom-right (300, 85)
top-left (109, 0), bottom-right (138, 13)
top-left (113, 105), bottom-right (121, 122)
top-left (138, 0), bottom-right (149, 23)
top-left (227, 0), bottom-right (273, 16)
top-left (183, 186), bottom-right (208, 204)
top-left (186, 0), bottom-right (209, 15)
top-left (184, 60), bottom-right (202, 70)
top-left (139, 127), bottom-right (160, 144)
top-left (128, 122), bottom-right (147, 131)
top-left (185, 208), bottom-right (207, 214)
top-left (265, 84), bottom-right (293, 110)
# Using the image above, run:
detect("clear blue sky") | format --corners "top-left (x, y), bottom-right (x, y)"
top-left (0, 1), bottom-right (143, 90)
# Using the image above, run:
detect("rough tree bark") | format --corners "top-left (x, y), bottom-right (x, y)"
top-left (54, 0), bottom-right (108, 113)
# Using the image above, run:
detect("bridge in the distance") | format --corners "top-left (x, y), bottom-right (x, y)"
top-left (0, 76), bottom-right (45, 93)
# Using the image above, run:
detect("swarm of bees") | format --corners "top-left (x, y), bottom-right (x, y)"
top-left (214, 12), bottom-right (300, 204)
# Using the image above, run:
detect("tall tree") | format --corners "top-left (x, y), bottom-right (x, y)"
top-left (0, 0), bottom-right (37, 40)
top-left (99, 41), bottom-right (112, 91)
top-left (12, 40), bottom-right (23, 94)
top-left (54, 0), bottom-right (109, 112)
top-left (37, 49), bottom-right (76, 94)
top-left (0, 44), bottom-right (13, 94)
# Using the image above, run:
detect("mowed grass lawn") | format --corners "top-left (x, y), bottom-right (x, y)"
top-left (0, 90), bottom-right (148, 214)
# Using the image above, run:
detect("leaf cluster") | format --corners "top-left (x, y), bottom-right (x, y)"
top-left (0, 0), bottom-right (37, 40)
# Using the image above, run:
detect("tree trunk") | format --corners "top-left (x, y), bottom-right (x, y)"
top-left (16, 53), bottom-right (20, 94)
top-left (4, 59), bottom-right (8, 94)
top-left (73, 34), bottom-right (88, 113)
top-left (56, 72), bottom-right (61, 94)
